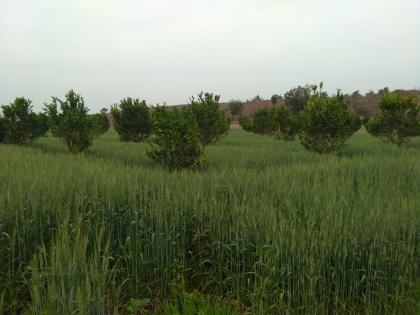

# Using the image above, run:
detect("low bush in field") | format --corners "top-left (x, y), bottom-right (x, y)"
top-left (185, 92), bottom-right (230, 146)
top-left (1, 97), bottom-right (48, 145)
top-left (147, 106), bottom-right (203, 170)
top-left (111, 98), bottom-right (152, 142)
top-left (298, 84), bottom-right (361, 153)
top-left (240, 107), bottom-right (299, 141)
top-left (366, 93), bottom-right (420, 146)
top-left (89, 112), bottom-right (110, 137)
top-left (45, 90), bottom-right (97, 153)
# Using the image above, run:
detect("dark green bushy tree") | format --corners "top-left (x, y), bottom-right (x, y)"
top-left (366, 93), bottom-right (420, 146)
top-left (1, 97), bottom-right (48, 145)
top-left (0, 117), bottom-right (6, 143)
top-left (241, 107), bottom-right (299, 141)
top-left (239, 115), bottom-right (253, 132)
top-left (186, 92), bottom-right (230, 146)
top-left (284, 85), bottom-right (314, 115)
top-left (89, 113), bottom-right (110, 137)
top-left (45, 90), bottom-right (95, 153)
top-left (111, 98), bottom-right (152, 142)
top-left (147, 106), bottom-right (203, 170)
top-left (299, 84), bottom-right (361, 154)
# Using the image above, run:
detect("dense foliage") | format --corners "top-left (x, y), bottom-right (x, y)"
top-left (186, 92), bottom-right (230, 146)
top-left (147, 106), bottom-right (203, 170)
top-left (45, 90), bottom-right (95, 153)
top-left (366, 93), bottom-right (420, 146)
top-left (111, 98), bottom-right (152, 142)
top-left (0, 117), bottom-right (5, 143)
top-left (240, 107), bottom-right (300, 141)
top-left (89, 113), bottom-right (110, 137)
top-left (1, 97), bottom-right (48, 145)
top-left (298, 85), bottom-right (361, 153)
top-left (284, 84), bottom-right (314, 115)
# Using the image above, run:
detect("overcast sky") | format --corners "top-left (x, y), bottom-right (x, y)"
top-left (1, 0), bottom-right (419, 112)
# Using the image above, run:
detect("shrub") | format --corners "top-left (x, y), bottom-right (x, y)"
top-left (242, 107), bottom-right (300, 141)
top-left (186, 92), bottom-right (230, 146)
top-left (1, 97), bottom-right (48, 145)
top-left (299, 84), bottom-right (360, 154)
top-left (271, 107), bottom-right (300, 141)
top-left (45, 90), bottom-right (95, 153)
top-left (228, 100), bottom-right (244, 117)
top-left (0, 117), bottom-right (5, 143)
top-left (366, 93), bottom-right (420, 146)
top-left (239, 115), bottom-right (253, 132)
top-left (111, 98), bottom-right (152, 142)
top-left (89, 113), bottom-right (110, 137)
top-left (147, 106), bottom-right (203, 170)
top-left (284, 85), bottom-right (314, 115)
top-left (251, 108), bottom-right (276, 135)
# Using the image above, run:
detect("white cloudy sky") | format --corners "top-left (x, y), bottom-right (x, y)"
top-left (1, 0), bottom-right (419, 112)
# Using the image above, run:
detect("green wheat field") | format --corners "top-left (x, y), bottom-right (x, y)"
top-left (0, 129), bottom-right (419, 314)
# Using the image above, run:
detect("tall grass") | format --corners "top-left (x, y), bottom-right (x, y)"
top-left (0, 130), bottom-right (419, 314)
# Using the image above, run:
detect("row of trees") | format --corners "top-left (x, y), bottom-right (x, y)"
top-left (0, 90), bottom-right (109, 151)
top-left (240, 83), bottom-right (420, 153)
top-left (0, 90), bottom-right (230, 170)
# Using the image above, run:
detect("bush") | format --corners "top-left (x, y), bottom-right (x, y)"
top-left (111, 98), bottom-right (152, 142)
top-left (186, 92), bottom-right (230, 146)
top-left (239, 115), bottom-right (253, 132)
top-left (251, 108), bottom-right (276, 135)
top-left (299, 84), bottom-right (360, 154)
top-left (242, 107), bottom-right (299, 141)
top-left (1, 97), bottom-right (48, 145)
top-left (228, 100), bottom-right (244, 117)
top-left (0, 117), bottom-right (5, 143)
top-left (366, 93), bottom-right (420, 146)
top-left (147, 106), bottom-right (203, 170)
top-left (89, 113), bottom-right (110, 137)
top-left (284, 85), bottom-right (314, 115)
top-left (45, 90), bottom-right (95, 153)
top-left (271, 107), bottom-right (300, 141)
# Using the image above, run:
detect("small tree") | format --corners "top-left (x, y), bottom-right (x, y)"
top-left (366, 93), bottom-right (420, 146)
top-left (284, 85), bottom-right (314, 115)
top-left (0, 117), bottom-right (5, 143)
top-left (111, 98), bottom-right (152, 142)
top-left (186, 92), bottom-right (230, 146)
top-left (45, 90), bottom-right (95, 153)
top-left (228, 100), bottom-right (244, 118)
top-left (1, 97), bottom-right (48, 145)
top-left (147, 106), bottom-right (203, 170)
top-left (271, 94), bottom-right (281, 105)
top-left (271, 107), bottom-right (300, 141)
top-left (89, 113), bottom-right (110, 137)
top-left (239, 115), bottom-right (253, 132)
top-left (299, 84), bottom-right (360, 154)
top-left (241, 107), bottom-right (300, 141)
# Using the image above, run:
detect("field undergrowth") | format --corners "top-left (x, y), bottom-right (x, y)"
top-left (0, 130), bottom-right (419, 314)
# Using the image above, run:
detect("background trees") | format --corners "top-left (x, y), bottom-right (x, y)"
top-left (89, 113), bottom-right (110, 138)
top-left (111, 98), bottom-right (152, 142)
top-left (284, 85), bottom-right (314, 115)
top-left (366, 93), bottom-right (420, 146)
top-left (228, 100), bottom-right (244, 118)
top-left (45, 90), bottom-right (96, 153)
top-left (1, 97), bottom-right (48, 145)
